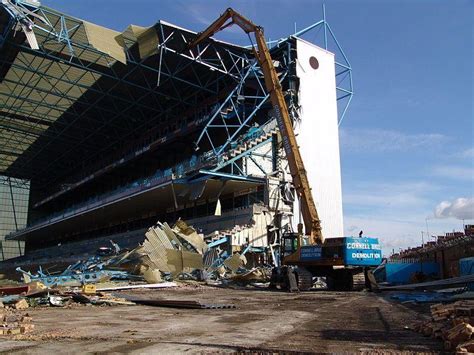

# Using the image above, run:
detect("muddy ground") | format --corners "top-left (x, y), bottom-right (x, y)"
top-left (0, 285), bottom-right (442, 354)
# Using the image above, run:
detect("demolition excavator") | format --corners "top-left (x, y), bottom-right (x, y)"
top-left (189, 8), bottom-right (382, 291)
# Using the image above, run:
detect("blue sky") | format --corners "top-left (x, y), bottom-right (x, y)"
top-left (42, 0), bottom-right (473, 254)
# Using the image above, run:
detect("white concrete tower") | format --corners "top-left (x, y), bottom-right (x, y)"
top-left (293, 38), bottom-right (344, 238)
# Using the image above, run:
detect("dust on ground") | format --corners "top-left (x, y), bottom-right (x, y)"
top-left (0, 285), bottom-right (442, 354)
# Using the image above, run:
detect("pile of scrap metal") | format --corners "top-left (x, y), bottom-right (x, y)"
top-left (129, 219), bottom-right (207, 282)
top-left (15, 219), bottom-right (271, 289)
top-left (0, 280), bottom-right (177, 319)
top-left (203, 235), bottom-right (271, 285)
top-left (16, 220), bottom-right (207, 286)
top-left (0, 281), bottom-right (233, 314)
top-left (136, 219), bottom-right (271, 285)
top-left (16, 256), bottom-right (136, 287)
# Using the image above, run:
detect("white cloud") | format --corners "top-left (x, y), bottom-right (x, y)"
top-left (344, 215), bottom-right (423, 255)
top-left (176, 1), bottom-right (214, 27)
top-left (343, 181), bottom-right (436, 208)
top-left (179, 2), bottom-right (249, 35)
top-left (340, 128), bottom-right (447, 152)
top-left (343, 180), bottom-right (474, 254)
top-left (460, 148), bottom-right (474, 159)
top-left (444, 147), bottom-right (474, 162)
top-left (432, 165), bottom-right (474, 180)
top-left (343, 181), bottom-right (432, 254)
top-left (435, 197), bottom-right (474, 220)
top-left (344, 192), bottom-right (424, 207)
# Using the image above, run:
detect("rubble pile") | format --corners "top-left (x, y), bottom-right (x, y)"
top-left (11, 218), bottom-right (271, 290)
top-left (14, 220), bottom-right (212, 287)
top-left (0, 299), bottom-right (34, 335)
top-left (133, 220), bottom-right (206, 282)
top-left (413, 300), bottom-right (474, 352)
top-left (0, 218), bottom-right (265, 340)
top-left (0, 282), bottom-right (147, 310)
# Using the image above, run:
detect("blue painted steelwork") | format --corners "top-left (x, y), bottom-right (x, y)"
top-left (192, 6), bottom-right (354, 184)
top-left (210, 135), bottom-right (274, 178)
top-left (0, 1), bottom-right (255, 183)
top-left (193, 61), bottom-right (274, 157)
top-left (0, 1), bottom-right (352, 188)
top-left (241, 244), bottom-right (252, 255)
top-left (16, 259), bottom-right (134, 287)
top-left (207, 252), bottom-right (230, 269)
top-left (343, 237), bottom-right (382, 266)
top-left (240, 244), bottom-right (266, 255)
top-left (15, 252), bottom-right (139, 286)
top-left (207, 236), bottom-right (229, 248)
top-left (198, 169), bottom-right (265, 183)
top-left (16, 266), bottom-right (130, 287)
top-left (266, 6), bottom-right (354, 126)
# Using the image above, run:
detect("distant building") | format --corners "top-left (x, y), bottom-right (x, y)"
top-left (390, 225), bottom-right (474, 278)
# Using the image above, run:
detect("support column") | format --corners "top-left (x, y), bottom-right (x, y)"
top-left (7, 177), bottom-right (22, 256)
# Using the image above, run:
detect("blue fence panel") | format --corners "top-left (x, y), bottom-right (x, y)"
top-left (459, 257), bottom-right (474, 276)
top-left (385, 262), bottom-right (439, 284)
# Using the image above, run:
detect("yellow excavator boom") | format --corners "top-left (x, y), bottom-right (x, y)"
top-left (188, 8), bottom-right (323, 244)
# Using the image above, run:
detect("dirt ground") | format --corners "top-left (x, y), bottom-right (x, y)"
top-left (0, 285), bottom-right (442, 354)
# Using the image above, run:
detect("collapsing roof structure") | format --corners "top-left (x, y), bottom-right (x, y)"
top-left (0, 0), bottom-right (256, 185)
top-left (0, 0), bottom-right (354, 251)
top-left (0, 0), bottom-right (353, 182)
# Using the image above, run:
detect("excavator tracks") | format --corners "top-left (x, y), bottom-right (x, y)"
top-left (296, 267), bottom-right (313, 291)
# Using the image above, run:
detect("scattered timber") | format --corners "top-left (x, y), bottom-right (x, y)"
top-left (95, 282), bottom-right (177, 291)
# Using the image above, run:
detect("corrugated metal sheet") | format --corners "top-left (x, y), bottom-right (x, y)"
top-left (83, 21), bottom-right (126, 64)
top-left (142, 227), bottom-right (173, 272)
top-left (116, 24), bottom-right (159, 59)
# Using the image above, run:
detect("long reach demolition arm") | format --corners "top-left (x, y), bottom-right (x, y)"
top-left (188, 8), bottom-right (323, 244)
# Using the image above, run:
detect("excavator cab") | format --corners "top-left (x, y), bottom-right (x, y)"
top-left (268, 232), bottom-right (315, 292)
top-left (282, 233), bottom-right (300, 258)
